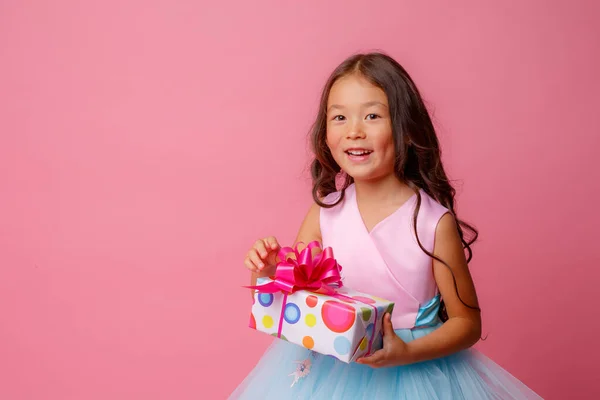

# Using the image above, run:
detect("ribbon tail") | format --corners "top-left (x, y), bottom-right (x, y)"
top-left (244, 281), bottom-right (282, 294)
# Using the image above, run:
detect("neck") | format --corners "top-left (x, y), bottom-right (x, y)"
top-left (352, 174), bottom-right (414, 204)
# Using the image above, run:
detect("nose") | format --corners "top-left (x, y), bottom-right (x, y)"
top-left (346, 120), bottom-right (366, 139)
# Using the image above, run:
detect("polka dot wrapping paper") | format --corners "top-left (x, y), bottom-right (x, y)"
top-left (249, 277), bottom-right (395, 363)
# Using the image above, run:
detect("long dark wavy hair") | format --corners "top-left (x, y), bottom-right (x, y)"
top-left (309, 52), bottom-right (480, 321)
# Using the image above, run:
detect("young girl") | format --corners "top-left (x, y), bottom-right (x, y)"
top-left (230, 52), bottom-right (542, 399)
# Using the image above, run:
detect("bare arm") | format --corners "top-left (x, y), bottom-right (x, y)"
top-left (293, 202), bottom-right (323, 247)
top-left (403, 213), bottom-right (482, 363)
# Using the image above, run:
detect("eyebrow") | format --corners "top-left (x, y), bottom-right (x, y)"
top-left (327, 101), bottom-right (387, 112)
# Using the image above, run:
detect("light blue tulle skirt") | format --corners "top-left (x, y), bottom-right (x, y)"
top-left (228, 323), bottom-right (542, 399)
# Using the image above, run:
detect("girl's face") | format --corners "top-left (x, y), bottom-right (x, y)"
top-left (326, 73), bottom-right (396, 183)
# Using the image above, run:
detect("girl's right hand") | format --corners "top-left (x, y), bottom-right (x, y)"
top-left (244, 236), bottom-right (281, 277)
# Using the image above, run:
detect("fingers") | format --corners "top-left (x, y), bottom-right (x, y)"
top-left (244, 249), bottom-right (263, 272)
top-left (264, 236), bottom-right (280, 251)
top-left (244, 256), bottom-right (258, 273)
top-left (383, 313), bottom-right (394, 336)
top-left (248, 248), bottom-right (265, 270)
top-left (356, 350), bottom-right (384, 368)
top-left (244, 237), bottom-right (280, 273)
top-left (254, 240), bottom-right (269, 260)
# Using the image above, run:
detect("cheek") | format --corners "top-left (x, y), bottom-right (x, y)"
top-left (325, 131), bottom-right (341, 151)
top-left (373, 132), bottom-right (394, 153)
top-left (325, 133), bottom-right (344, 165)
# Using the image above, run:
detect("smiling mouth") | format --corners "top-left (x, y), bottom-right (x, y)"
top-left (344, 149), bottom-right (373, 163)
top-left (345, 149), bottom-right (373, 156)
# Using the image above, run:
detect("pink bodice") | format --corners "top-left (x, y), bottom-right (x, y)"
top-left (320, 184), bottom-right (449, 329)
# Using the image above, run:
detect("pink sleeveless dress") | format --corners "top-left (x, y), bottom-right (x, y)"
top-left (229, 184), bottom-right (543, 399)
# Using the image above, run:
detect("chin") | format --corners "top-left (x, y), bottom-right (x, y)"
top-left (345, 170), bottom-right (379, 182)
top-left (346, 169), bottom-right (395, 184)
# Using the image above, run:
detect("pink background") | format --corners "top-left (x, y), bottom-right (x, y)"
top-left (1, 1), bottom-right (598, 399)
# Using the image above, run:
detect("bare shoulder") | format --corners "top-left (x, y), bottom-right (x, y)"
top-left (435, 213), bottom-right (462, 247)
top-left (432, 213), bottom-right (467, 273)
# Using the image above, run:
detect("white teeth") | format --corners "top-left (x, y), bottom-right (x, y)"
top-left (347, 150), bottom-right (372, 156)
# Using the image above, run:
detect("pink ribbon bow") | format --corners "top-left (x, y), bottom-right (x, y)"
top-left (247, 241), bottom-right (343, 295)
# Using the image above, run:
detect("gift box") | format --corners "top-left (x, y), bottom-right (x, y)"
top-left (247, 242), bottom-right (394, 363)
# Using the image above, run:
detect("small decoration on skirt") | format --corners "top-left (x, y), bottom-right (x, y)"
top-left (289, 357), bottom-right (312, 387)
top-left (289, 351), bottom-right (319, 387)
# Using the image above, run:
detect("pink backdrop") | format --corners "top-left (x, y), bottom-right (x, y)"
top-left (1, 1), bottom-right (598, 399)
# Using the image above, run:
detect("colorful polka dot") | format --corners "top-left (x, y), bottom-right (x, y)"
top-left (262, 315), bottom-right (274, 329)
top-left (306, 295), bottom-right (318, 308)
top-left (359, 336), bottom-right (368, 351)
top-left (321, 300), bottom-right (356, 333)
top-left (352, 295), bottom-right (376, 304)
top-left (284, 303), bottom-right (301, 324)
top-left (249, 313), bottom-right (256, 329)
top-left (360, 307), bottom-right (372, 321)
top-left (333, 336), bottom-right (351, 355)
top-left (258, 293), bottom-right (274, 307)
top-left (305, 313), bottom-right (317, 327)
top-left (302, 336), bottom-right (314, 349)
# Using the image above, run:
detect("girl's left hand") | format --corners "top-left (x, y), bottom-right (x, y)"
top-left (356, 313), bottom-right (412, 368)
